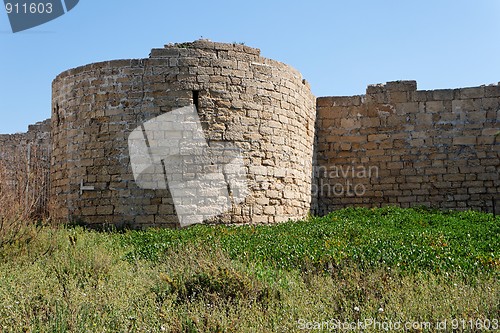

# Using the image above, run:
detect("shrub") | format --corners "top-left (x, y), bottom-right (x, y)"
top-left (0, 143), bottom-right (49, 248)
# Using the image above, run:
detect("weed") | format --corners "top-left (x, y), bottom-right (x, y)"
top-left (0, 208), bottom-right (497, 332)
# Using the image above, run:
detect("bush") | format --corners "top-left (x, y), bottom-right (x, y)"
top-left (0, 144), bottom-right (49, 248)
top-left (0, 208), bottom-right (498, 332)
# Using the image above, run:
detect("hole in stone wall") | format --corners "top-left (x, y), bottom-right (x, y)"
top-left (192, 90), bottom-right (200, 110)
top-left (54, 103), bottom-right (60, 126)
top-left (193, 90), bottom-right (211, 138)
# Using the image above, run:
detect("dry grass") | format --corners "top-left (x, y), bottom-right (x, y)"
top-left (0, 143), bottom-right (49, 247)
top-left (0, 225), bottom-right (497, 333)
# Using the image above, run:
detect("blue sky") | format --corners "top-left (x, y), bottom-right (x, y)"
top-left (1, 0), bottom-right (499, 133)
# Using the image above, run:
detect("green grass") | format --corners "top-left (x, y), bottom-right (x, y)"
top-left (0, 207), bottom-right (498, 332)
top-left (124, 206), bottom-right (499, 275)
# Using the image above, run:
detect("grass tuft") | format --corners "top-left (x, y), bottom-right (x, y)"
top-left (0, 207), bottom-right (498, 332)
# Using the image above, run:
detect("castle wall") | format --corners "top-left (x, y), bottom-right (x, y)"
top-left (2, 41), bottom-right (499, 226)
top-left (51, 41), bottom-right (316, 228)
top-left (0, 119), bottom-right (51, 217)
top-left (0, 119), bottom-right (51, 156)
top-left (315, 81), bottom-right (500, 214)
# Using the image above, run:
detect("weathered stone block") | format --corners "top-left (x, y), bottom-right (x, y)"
top-left (484, 85), bottom-right (500, 98)
top-left (385, 80), bottom-right (417, 92)
top-left (459, 87), bottom-right (484, 99)
top-left (432, 89), bottom-right (455, 101)
top-left (453, 136), bottom-right (477, 145)
top-left (425, 101), bottom-right (445, 113)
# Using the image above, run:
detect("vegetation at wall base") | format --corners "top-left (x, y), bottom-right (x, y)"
top-left (0, 207), bottom-right (498, 332)
top-left (123, 206), bottom-right (499, 276)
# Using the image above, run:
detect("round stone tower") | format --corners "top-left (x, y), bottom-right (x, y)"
top-left (50, 40), bottom-right (316, 228)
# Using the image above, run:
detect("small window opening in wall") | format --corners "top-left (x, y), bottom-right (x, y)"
top-left (54, 103), bottom-right (60, 126)
top-left (193, 90), bottom-right (210, 139)
top-left (192, 90), bottom-right (200, 110)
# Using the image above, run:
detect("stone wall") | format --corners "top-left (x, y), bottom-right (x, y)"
top-left (0, 119), bottom-right (51, 217)
top-left (0, 119), bottom-right (51, 155)
top-left (51, 40), bottom-right (316, 228)
top-left (2, 41), bottom-right (499, 227)
top-left (315, 81), bottom-right (500, 214)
